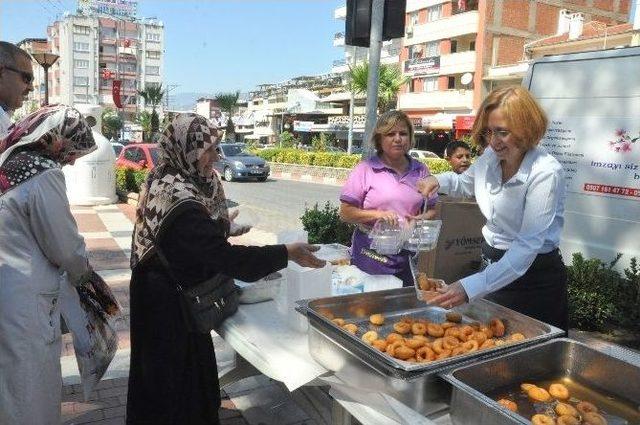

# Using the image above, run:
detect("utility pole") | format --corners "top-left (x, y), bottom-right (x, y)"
top-left (347, 46), bottom-right (357, 155)
top-left (165, 84), bottom-right (179, 110)
top-left (362, 0), bottom-right (384, 159)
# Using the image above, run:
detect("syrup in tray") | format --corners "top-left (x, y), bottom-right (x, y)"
top-left (486, 377), bottom-right (640, 424)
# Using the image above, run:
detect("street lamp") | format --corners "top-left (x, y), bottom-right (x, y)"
top-left (31, 52), bottom-right (59, 106)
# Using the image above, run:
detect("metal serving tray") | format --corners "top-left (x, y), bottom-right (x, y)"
top-left (296, 288), bottom-right (563, 415)
top-left (443, 338), bottom-right (640, 425)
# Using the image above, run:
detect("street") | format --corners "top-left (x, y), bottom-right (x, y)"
top-left (222, 178), bottom-right (341, 235)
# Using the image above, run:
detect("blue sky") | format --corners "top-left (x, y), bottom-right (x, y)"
top-left (0, 1), bottom-right (344, 94)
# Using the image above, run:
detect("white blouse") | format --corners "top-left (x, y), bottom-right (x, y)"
top-left (437, 146), bottom-right (567, 301)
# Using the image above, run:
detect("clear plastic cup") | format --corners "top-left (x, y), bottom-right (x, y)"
top-left (403, 219), bottom-right (442, 252)
top-left (369, 219), bottom-right (405, 255)
top-left (408, 251), bottom-right (447, 302)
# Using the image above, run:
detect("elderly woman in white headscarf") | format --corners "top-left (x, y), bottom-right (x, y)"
top-left (126, 113), bottom-right (324, 424)
top-left (0, 105), bottom-right (119, 425)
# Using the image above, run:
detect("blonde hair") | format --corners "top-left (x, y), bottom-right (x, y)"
top-left (371, 110), bottom-right (415, 155)
top-left (470, 86), bottom-right (548, 150)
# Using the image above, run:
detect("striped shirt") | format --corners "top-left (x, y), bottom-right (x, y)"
top-left (437, 146), bottom-right (567, 301)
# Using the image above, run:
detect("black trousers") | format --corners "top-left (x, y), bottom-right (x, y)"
top-left (482, 243), bottom-right (569, 333)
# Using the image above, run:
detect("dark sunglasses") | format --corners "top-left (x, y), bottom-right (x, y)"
top-left (3, 65), bottom-right (34, 85)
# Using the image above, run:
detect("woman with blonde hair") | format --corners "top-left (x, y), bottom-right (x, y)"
top-left (418, 86), bottom-right (568, 331)
top-left (339, 110), bottom-right (437, 286)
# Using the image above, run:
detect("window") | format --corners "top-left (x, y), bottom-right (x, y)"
top-left (124, 147), bottom-right (143, 162)
top-left (470, 41), bottom-right (476, 51)
top-left (424, 41), bottom-right (439, 57)
top-left (427, 5), bottom-right (442, 22)
top-left (146, 32), bottom-right (161, 42)
top-left (448, 76), bottom-right (456, 89)
top-left (73, 25), bottom-right (90, 35)
top-left (118, 63), bottom-right (136, 73)
top-left (74, 76), bottom-right (89, 86)
top-left (422, 77), bottom-right (438, 92)
top-left (74, 42), bottom-right (90, 52)
top-left (408, 45), bottom-right (422, 59)
top-left (146, 66), bottom-right (160, 75)
top-left (74, 59), bottom-right (89, 69)
top-left (450, 40), bottom-right (458, 53)
top-left (73, 94), bottom-right (88, 103)
top-left (146, 50), bottom-right (161, 59)
top-left (409, 78), bottom-right (417, 93)
top-left (409, 11), bottom-right (419, 26)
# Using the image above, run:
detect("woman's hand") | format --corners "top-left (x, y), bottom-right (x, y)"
top-left (416, 176), bottom-right (439, 198)
top-left (286, 243), bottom-right (326, 268)
top-left (376, 210), bottom-right (399, 224)
top-left (228, 209), bottom-right (252, 236)
top-left (428, 281), bottom-right (469, 309)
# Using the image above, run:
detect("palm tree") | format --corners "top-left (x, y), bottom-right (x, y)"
top-left (215, 91), bottom-right (240, 142)
top-left (138, 84), bottom-right (165, 135)
top-left (102, 108), bottom-right (124, 141)
top-left (347, 62), bottom-right (409, 112)
top-left (136, 110), bottom-right (152, 142)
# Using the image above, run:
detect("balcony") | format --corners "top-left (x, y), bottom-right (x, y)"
top-left (440, 51), bottom-right (476, 75)
top-left (334, 5), bottom-right (346, 20)
top-left (333, 32), bottom-right (345, 47)
top-left (332, 60), bottom-right (349, 74)
top-left (406, 11), bottom-right (479, 45)
top-left (398, 89), bottom-right (474, 111)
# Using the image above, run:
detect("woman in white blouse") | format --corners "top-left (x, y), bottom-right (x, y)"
top-left (418, 86), bottom-right (568, 331)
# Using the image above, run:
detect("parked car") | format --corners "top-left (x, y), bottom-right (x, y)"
top-left (409, 149), bottom-right (440, 160)
top-left (213, 143), bottom-right (269, 182)
top-left (111, 142), bottom-right (125, 157)
top-left (116, 143), bottom-right (160, 170)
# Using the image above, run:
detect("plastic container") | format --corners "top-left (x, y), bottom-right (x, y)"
top-left (235, 272), bottom-right (284, 304)
top-left (403, 219), bottom-right (442, 252)
top-left (369, 219), bottom-right (407, 255)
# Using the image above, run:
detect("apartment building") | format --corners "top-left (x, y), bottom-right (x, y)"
top-left (46, 13), bottom-right (164, 121)
top-left (398, 0), bottom-right (630, 142)
top-left (15, 38), bottom-right (50, 118)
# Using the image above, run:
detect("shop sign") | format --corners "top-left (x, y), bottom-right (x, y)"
top-left (78, 0), bottom-right (138, 18)
top-left (455, 115), bottom-right (475, 130)
top-left (293, 120), bottom-right (314, 132)
top-left (404, 56), bottom-right (440, 76)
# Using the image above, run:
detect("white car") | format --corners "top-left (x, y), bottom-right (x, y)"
top-left (409, 149), bottom-right (440, 160)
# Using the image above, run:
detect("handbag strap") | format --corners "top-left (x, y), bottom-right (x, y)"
top-left (154, 245), bottom-right (185, 294)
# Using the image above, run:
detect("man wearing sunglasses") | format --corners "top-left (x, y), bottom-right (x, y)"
top-left (0, 42), bottom-right (34, 136)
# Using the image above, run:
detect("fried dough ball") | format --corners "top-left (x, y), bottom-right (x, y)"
top-left (369, 313), bottom-right (385, 326)
top-left (393, 321), bottom-right (412, 334)
top-left (469, 331), bottom-right (487, 345)
top-left (342, 323), bottom-right (358, 334)
top-left (520, 383), bottom-right (536, 392)
top-left (557, 415), bottom-right (580, 425)
top-left (435, 348), bottom-right (452, 360)
top-left (412, 334), bottom-right (430, 342)
top-left (445, 311), bottom-right (462, 323)
top-left (386, 332), bottom-right (404, 343)
top-left (361, 330), bottom-right (378, 345)
top-left (576, 401), bottom-right (598, 415)
top-left (443, 336), bottom-right (461, 350)
top-left (432, 338), bottom-right (446, 354)
top-left (490, 318), bottom-right (506, 337)
top-left (441, 321), bottom-right (457, 330)
top-left (582, 412), bottom-right (607, 425)
top-left (393, 345), bottom-right (416, 360)
top-left (416, 346), bottom-right (435, 362)
top-left (404, 338), bottom-right (427, 350)
top-left (416, 272), bottom-right (429, 290)
top-left (510, 333), bottom-right (526, 342)
top-left (555, 402), bottom-right (579, 418)
top-left (427, 323), bottom-right (444, 337)
top-left (451, 346), bottom-right (467, 356)
top-left (386, 340), bottom-right (403, 356)
top-left (495, 339), bottom-right (507, 346)
top-left (458, 325), bottom-right (474, 341)
top-left (405, 357), bottom-right (417, 363)
top-left (531, 414), bottom-right (555, 425)
top-left (461, 339), bottom-right (479, 353)
top-left (331, 318), bottom-right (345, 326)
top-left (480, 339), bottom-right (496, 350)
top-left (371, 339), bottom-right (388, 351)
top-left (411, 322), bottom-right (427, 335)
top-left (497, 398), bottom-right (518, 412)
top-left (527, 386), bottom-right (551, 403)
top-left (479, 325), bottom-right (494, 339)
top-left (549, 383), bottom-right (570, 400)
top-left (445, 327), bottom-right (462, 339)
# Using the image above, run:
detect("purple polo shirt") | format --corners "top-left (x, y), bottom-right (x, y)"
top-left (340, 155), bottom-right (437, 277)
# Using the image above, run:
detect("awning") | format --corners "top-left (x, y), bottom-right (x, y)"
top-left (320, 92), bottom-right (366, 102)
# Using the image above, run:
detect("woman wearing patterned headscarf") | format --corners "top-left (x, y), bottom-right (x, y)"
top-left (0, 105), bottom-right (119, 424)
top-left (126, 113), bottom-right (324, 425)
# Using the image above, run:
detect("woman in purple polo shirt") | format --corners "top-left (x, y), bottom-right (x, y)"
top-left (339, 110), bottom-right (437, 286)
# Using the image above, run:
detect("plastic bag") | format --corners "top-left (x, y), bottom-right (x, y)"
top-left (59, 271), bottom-right (122, 400)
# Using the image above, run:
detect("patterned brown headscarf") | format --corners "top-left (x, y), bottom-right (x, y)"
top-left (130, 113), bottom-right (229, 269)
top-left (0, 105), bottom-right (96, 194)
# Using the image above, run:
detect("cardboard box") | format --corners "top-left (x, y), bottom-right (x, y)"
top-left (419, 197), bottom-right (484, 284)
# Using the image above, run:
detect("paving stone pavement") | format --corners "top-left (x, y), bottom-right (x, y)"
top-left (61, 203), bottom-right (313, 425)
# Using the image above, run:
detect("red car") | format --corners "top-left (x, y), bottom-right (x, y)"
top-left (115, 143), bottom-right (160, 170)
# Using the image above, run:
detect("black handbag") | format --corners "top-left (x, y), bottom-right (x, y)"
top-left (155, 246), bottom-right (240, 334)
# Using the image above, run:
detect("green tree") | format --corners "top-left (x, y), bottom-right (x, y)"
top-left (101, 108), bottom-right (124, 140)
top-left (215, 91), bottom-right (240, 142)
top-left (136, 110), bottom-right (152, 142)
top-left (346, 62), bottom-right (409, 112)
top-left (138, 84), bottom-right (165, 134)
top-left (279, 130), bottom-right (296, 148)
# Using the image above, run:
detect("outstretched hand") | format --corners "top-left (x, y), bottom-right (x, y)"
top-left (286, 243), bottom-right (326, 268)
top-left (428, 281), bottom-right (469, 309)
top-left (416, 176), bottom-right (440, 198)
